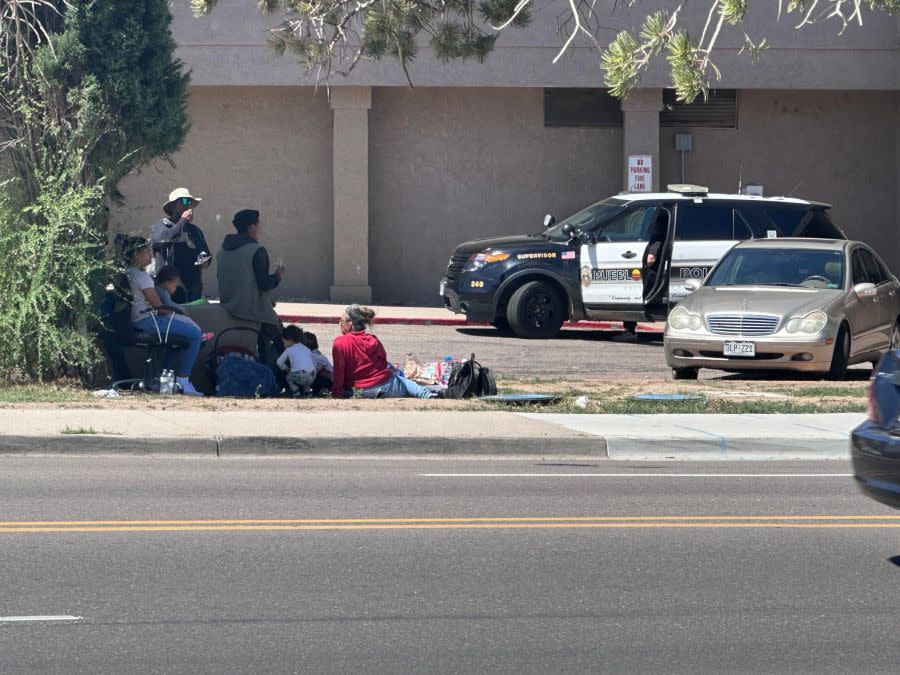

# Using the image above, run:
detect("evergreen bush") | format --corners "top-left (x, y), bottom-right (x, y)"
top-left (0, 0), bottom-right (189, 382)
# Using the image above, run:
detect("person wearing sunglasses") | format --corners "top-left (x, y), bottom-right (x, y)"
top-left (149, 187), bottom-right (212, 303)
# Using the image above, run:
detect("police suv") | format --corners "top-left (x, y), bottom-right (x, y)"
top-left (440, 185), bottom-right (846, 338)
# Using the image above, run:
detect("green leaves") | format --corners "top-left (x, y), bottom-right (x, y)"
top-left (480, 0), bottom-right (531, 28)
top-left (666, 31), bottom-right (712, 103)
top-left (191, 0), bottom-right (221, 16)
top-left (638, 11), bottom-right (674, 53)
top-left (197, 0), bottom-right (898, 100)
top-left (601, 31), bottom-right (640, 100)
top-left (719, 0), bottom-right (748, 24)
top-left (196, 0), bottom-right (531, 82)
top-left (0, 1), bottom-right (189, 380)
top-left (0, 174), bottom-right (108, 381)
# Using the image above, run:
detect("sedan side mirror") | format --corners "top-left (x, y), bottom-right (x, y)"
top-left (544, 214), bottom-right (556, 228)
top-left (684, 279), bottom-right (701, 293)
top-left (854, 282), bottom-right (877, 298)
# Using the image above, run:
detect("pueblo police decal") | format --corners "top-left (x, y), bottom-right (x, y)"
top-left (590, 268), bottom-right (643, 283)
top-left (676, 265), bottom-right (710, 280)
top-left (581, 266), bottom-right (592, 287)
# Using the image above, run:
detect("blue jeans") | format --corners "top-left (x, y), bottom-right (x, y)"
top-left (133, 314), bottom-right (202, 378)
top-left (359, 372), bottom-right (435, 399)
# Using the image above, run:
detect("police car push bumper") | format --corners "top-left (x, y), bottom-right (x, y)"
top-left (441, 276), bottom-right (495, 322)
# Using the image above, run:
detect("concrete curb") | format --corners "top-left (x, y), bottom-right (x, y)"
top-left (0, 435), bottom-right (218, 456)
top-left (216, 436), bottom-right (608, 457)
top-left (0, 433), bottom-right (852, 459)
top-left (0, 411), bottom-right (860, 459)
top-left (0, 435), bottom-right (608, 458)
top-left (605, 437), bottom-right (851, 461)
top-left (278, 313), bottom-right (664, 333)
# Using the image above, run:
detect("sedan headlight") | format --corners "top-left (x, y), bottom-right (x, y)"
top-left (785, 310), bottom-right (828, 334)
top-left (463, 251), bottom-right (510, 272)
top-left (668, 307), bottom-right (702, 331)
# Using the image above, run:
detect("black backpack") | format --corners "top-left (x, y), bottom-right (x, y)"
top-left (446, 353), bottom-right (497, 399)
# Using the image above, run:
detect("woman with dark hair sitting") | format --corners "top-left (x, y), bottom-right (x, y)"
top-left (331, 305), bottom-right (435, 399)
top-left (124, 236), bottom-right (204, 396)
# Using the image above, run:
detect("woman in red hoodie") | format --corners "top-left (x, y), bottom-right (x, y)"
top-left (331, 305), bottom-right (436, 399)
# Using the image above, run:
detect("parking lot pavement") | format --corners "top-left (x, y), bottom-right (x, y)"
top-left (345, 324), bottom-right (668, 379)
top-left (354, 323), bottom-right (872, 381)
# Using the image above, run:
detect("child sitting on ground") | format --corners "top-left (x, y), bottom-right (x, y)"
top-left (300, 330), bottom-right (334, 396)
top-left (276, 325), bottom-right (316, 397)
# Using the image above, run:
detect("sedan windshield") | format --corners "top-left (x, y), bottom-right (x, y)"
top-left (706, 248), bottom-right (845, 289)
top-left (543, 199), bottom-right (624, 241)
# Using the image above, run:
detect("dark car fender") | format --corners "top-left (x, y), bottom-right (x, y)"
top-left (491, 268), bottom-right (584, 322)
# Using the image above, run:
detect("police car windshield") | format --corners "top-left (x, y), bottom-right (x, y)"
top-left (706, 248), bottom-right (845, 289)
top-left (543, 199), bottom-right (624, 241)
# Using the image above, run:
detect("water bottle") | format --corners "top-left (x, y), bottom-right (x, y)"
top-left (160, 369), bottom-right (173, 395)
top-left (441, 355), bottom-right (454, 386)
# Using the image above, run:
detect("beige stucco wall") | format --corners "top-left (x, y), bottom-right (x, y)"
top-left (659, 90), bottom-right (900, 270)
top-left (368, 87), bottom-right (622, 305)
top-left (112, 86), bottom-right (333, 300)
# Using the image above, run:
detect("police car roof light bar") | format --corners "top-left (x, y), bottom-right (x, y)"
top-left (667, 184), bottom-right (709, 196)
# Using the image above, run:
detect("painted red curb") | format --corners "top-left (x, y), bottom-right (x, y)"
top-left (278, 314), bottom-right (664, 333)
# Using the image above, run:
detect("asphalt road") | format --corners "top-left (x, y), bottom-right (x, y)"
top-left (1, 455), bottom-right (897, 673)
top-left (351, 324), bottom-right (873, 381)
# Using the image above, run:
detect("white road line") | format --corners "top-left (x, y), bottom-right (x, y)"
top-left (420, 473), bottom-right (853, 478)
top-left (0, 615), bottom-right (81, 622)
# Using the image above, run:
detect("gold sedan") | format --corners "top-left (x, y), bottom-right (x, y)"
top-left (664, 239), bottom-right (900, 380)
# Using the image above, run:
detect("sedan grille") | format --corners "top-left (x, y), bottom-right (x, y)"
top-left (706, 314), bottom-right (780, 336)
top-left (446, 251), bottom-right (471, 284)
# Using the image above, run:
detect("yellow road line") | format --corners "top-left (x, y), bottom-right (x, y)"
top-left (3, 522), bottom-right (900, 533)
top-left (2, 515), bottom-right (899, 527)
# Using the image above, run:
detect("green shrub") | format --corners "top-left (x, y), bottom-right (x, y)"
top-left (0, 0), bottom-right (189, 382)
top-left (0, 176), bottom-right (108, 381)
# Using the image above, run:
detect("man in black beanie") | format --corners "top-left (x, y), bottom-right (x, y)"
top-left (216, 209), bottom-right (287, 367)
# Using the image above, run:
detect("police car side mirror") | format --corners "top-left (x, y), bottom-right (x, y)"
top-left (684, 279), bottom-right (701, 293)
top-left (544, 214), bottom-right (556, 228)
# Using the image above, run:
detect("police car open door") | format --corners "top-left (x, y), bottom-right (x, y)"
top-left (642, 208), bottom-right (673, 308)
top-left (580, 205), bottom-right (662, 310)
top-left (666, 201), bottom-right (751, 304)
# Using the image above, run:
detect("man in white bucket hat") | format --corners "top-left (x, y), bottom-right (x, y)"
top-left (149, 187), bottom-right (211, 302)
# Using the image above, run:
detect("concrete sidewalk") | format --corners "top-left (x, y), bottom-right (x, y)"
top-left (275, 301), bottom-right (664, 333)
top-left (526, 413), bottom-right (864, 460)
top-left (0, 409), bottom-right (862, 459)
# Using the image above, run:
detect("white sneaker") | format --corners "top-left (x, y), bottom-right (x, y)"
top-left (176, 377), bottom-right (204, 397)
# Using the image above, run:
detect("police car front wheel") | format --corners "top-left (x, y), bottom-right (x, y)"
top-left (507, 280), bottom-right (566, 339)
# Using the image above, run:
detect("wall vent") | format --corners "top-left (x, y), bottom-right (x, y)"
top-left (544, 88), bottom-right (624, 128)
top-left (660, 89), bottom-right (737, 128)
